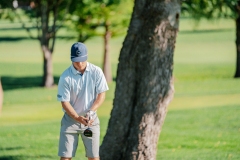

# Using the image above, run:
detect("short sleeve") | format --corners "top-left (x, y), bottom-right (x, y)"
top-left (95, 68), bottom-right (109, 94)
top-left (57, 76), bottom-right (71, 102)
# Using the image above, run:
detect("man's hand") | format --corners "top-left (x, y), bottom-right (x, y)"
top-left (76, 116), bottom-right (89, 126)
top-left (85, 110), bottom-right (96, 126)
top-left (61, 102), bottom-right (90, 126)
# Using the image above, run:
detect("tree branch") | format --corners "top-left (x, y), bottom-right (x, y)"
top-left (54, 0), bottom-right (72, 32)
top-left (50, 0), bottom-right (60, 53)
top-left (12, 9), bottom-right (36, 39)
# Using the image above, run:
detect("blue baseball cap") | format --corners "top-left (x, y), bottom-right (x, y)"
top-left (71, 42), bottom-right (88, 62)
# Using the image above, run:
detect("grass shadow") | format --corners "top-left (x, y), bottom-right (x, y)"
top-left (180, 28), bottom-right (233, 34)
top-left (0, 36), bottom-right (75, 42)
top-left (1, 76), bottom-right (60, 90)
top-left (0, 155), bottom-right (55, 160)
top-left (0, 37), bottom-right (35, 41)
top-left (0, 27), bottom-right (36, 31)
top-left (0, 147), bottom-right (25, 160)
top-left (0, 147), bottom-right (25, 151)
top-left (0, 156), bottom-right (23, 160)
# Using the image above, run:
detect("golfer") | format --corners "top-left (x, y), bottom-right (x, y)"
top-left (57, 42), bottom-right (109, 160)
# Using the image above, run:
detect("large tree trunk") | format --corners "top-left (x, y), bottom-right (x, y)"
top-left (100, 0), bottom-right (181, 159)
top-left (103, 22), bottom-right (112, 83)
top-left (235, 2), bottom-right (240, 78)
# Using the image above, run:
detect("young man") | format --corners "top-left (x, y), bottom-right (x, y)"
top-left (57, 42), bottom-right (109, 160)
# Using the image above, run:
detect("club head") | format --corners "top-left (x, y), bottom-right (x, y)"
top-left (84, 128), bottom-right (92, 137)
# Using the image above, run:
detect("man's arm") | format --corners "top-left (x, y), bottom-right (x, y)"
top-left (85, 92), bottom-right (106, 126)
top-left (61, 101), bottom-right (88, 126)
top-left (90, 92), bottom-right (106, 112)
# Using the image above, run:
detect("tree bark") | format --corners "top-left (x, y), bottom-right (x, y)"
top-left (100, 0), bottom-right (181, 159)
top-left (103, 22), bottom-right (112, 83)
top-left (42, 45), bottom-right (54, 87)
top-left (40, 0), bottom-right (54, 87)
top-left (235, 2), bottom-right (240, 78)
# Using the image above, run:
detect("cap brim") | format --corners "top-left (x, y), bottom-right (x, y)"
top-left (71, 56), bottom-right (88, 62)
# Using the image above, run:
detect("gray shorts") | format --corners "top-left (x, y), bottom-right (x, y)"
top-left (58, 114), bottom-right (100, 158)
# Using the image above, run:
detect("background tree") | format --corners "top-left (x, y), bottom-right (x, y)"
top-left (182, 0), bottom-right (240, 77)
top-left (67, 0), bottom-right (132, 83)
top-left (97, 0), bottom-right (132, 83)
top-left (0, 1), bottom-right (15, 21)
top-left (67, 1), bottom-right (101, 43)
top-left (100, 0), bottom-right (181, 159)
top-left (0, 0), bottom-right (72, 87)
top-left (0, 77), bottom-right (3, 114)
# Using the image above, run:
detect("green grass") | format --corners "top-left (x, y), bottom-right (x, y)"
top-left (158, 105), bottom-right (240, 160)
top-left (0, 18), bottom-right (240, 159)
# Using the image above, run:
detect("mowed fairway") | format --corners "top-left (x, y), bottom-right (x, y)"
top-left (0, 18), bottom-right (240, 160)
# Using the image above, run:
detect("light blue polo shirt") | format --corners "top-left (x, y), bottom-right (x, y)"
top-left (57, 62), bottom-right (109, 115)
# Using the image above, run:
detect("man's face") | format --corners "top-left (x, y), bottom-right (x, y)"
top-left (73, 61), bottom-right (87, 71)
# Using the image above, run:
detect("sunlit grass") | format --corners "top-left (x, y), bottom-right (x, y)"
top-left (158, 105), bottom-right (240, 160)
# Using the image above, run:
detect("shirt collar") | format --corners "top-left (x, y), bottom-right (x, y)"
top-left (86, 62), bottom-right (90, 72)
top-left (71, 62), bottom-right (89, 75)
